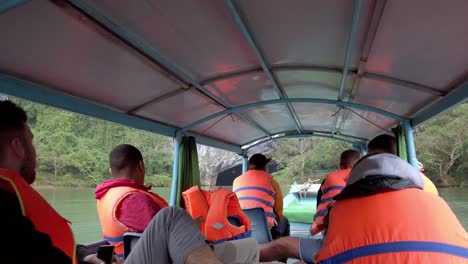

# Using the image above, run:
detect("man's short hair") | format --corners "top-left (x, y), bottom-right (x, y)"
top-left (109, 144), bottom-right (143, 173)
top-left (0, 101), bottom-right (28, 160)
top-left (367, 134), bottom-right (397, 155)
top-left (340, 149), bottom-right (360, 169)
top-left (248, 153), bottom-right (271, 170)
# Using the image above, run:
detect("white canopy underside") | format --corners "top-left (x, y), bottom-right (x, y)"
top-left (0, 0), bottom-right (467, 150)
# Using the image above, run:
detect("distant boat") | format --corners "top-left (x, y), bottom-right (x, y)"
top-left (283, 180), bottom-right (322, 238)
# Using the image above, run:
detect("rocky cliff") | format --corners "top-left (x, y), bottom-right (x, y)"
top-left (198, 142), bottom-right (277, 185)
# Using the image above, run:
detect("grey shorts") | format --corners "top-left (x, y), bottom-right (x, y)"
top-left (299, 237), bottom-right (324, 264)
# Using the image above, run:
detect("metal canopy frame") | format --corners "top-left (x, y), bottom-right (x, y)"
top-left (226, 0), bottom-right (303, 133)
top-left (0, 0), bottom-right (466, 157)
top-left (332, 0), bottom-right (362, 136)
top-left (66, 0), bottom-right (272, 139)
top-left (200, 66), bottom-right (446, 97)
top-left (180, 98), bottom-right (407, 133)
top-left (412, 81), bottom-right (468, 127)
top-left (245, 133), bottom-right (363, 151)
top-left (0, 74), bottom-right (244, 154)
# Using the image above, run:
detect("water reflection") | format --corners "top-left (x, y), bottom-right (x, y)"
top-left (37, 187), bottom-right (467, 243)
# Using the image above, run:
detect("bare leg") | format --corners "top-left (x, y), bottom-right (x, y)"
top-left (259, 237), bottom-right (301, 262)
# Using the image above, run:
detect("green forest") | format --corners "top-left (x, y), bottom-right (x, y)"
top-left (13, 98), bottom-right (468, 188)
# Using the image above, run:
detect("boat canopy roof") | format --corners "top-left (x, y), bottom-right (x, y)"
top-left (1, 0), bottom-right (467, 154)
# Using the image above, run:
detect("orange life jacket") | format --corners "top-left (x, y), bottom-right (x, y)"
top-left (315, 188), bottom-right (468, 263)
top-left (233, 170), bottom-right (276, 226)
top-left (311, 168), bottom-right (351, 235)
top-left (0, 169), bottom-right (77, 263)
top-left (182, 186), bottom-right (252, 244)
top-left (96, 186), bottom-right (168, 256)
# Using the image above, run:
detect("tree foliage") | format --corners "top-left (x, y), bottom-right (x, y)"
top-left (11, 98), bottom-right (468, 187)
top-left (272, 138), bottom-right (348, 184)
top-left (15, 99), bottom-right (173, 187)
top-left (415, 103), bottom-right (468, 186)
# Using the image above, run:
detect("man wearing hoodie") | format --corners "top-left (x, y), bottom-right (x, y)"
top-left (259, 153), bottom-right (467, 263)
top-left (367, 134), bottom-right (438, 195)
top-left (95, 144), bottom-right (168, 257)
top-left (0, 100), bottom-right (261, 264)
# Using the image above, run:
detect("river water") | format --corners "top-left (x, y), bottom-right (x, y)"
top-left (37, 187), bottom-right (468, 243)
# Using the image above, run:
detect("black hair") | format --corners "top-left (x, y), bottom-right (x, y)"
top-left (0, 101), bottom-right (28, 160)
top-left (340, 149), bottom-right (361, 169)
top-left (109, 144), bottom-right (143, 172)
top-left (367, 134), bottom-right (397, 155)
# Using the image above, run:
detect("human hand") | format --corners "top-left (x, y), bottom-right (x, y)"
top-left (194, 216), bottom-right (203, 230)
top-left (272, 218), bottom-right (278, 226)
top-left (83, 253), bottom-right (123, 264)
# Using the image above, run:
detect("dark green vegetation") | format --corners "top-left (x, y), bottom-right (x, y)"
top-left (13, 98), bottom-right (467, 187)
top-left (17, 100), bottom-right (173, 187)
top-left (272, 138), bottom-right (348, 184)
top-left (272, 104), bottom-right (468, 187)
top-left (415, 104), bottom-right (468, 187)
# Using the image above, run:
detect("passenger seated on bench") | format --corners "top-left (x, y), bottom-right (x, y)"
top-left (233, 153), bottom-right (290, 239)
top-left (96, 147), bottom-right (267, 263)
top-left (367, 134), bottom-right (438, 195)
top-left (311, 149), bottom-right (360, 235)
top-left (95, 144), bottom-right (168, 257)
top-left (259, 152), bottom-right (467, 263)
top-left (0, 100), bottom-right (262, 264)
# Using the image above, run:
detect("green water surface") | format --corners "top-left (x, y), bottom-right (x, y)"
top-left (36, 187), bottom-right (468, 243)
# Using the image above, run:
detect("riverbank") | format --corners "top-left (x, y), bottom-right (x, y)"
top-left (33, 182), bottom-right (466, 189)
top-left (36, 187), bottom-right (468, 243)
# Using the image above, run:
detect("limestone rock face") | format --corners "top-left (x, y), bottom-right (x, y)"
top-left (198, 142), bottom-right (276, 185)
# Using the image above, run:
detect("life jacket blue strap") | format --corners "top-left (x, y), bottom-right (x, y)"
top-left (318, 197), bottom-right (334, 205)
top-left (322, 186), bottom-right (345, 195)
top-left (238, 196), bottom-right (274, 208)
top-left (104, 235), bottom-right (124, 243)
top-left (234, 186), bottom-right (275, 198)
top-left (265, 211), bottom-right (277, 218)
top-left (319, 241), bottom-right (468, 264)
top-left (211, 230), bottom-right (253, 245)
top-left (313, 209), bottom-right (327, 220)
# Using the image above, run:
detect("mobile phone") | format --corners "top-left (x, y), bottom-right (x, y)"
top-left (97, 245), bottom-right (115, 264)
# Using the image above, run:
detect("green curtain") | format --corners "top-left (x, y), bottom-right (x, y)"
top-left (394, 125), bottom-right (408, 162)
top-left (176, 136), bottom-right (201, 207)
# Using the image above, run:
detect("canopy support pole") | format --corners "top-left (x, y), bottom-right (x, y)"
top-left (169, 133), bottom-right (182, 206)
top-left (403, 120), bottom-right (417, 168)
top-left (242, 155), bottom-right (248, 174)
top-left (360, 145), bottom-right (368, 157)
top-left (353, 142), bottom-right (367, 157)
top-left (0, 0), bottom-right (28, 15)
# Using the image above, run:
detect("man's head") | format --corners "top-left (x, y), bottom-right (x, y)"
top-left (248, 153), bottom-right (271, 171)
top-left (109, 144), bottom-right (145, 184)
top-left (339, 149), bottom-right (361, 170)
top-left (0, 101), bottom-right (36, 184)
top-left (367, 134), bottom-right (397, 155)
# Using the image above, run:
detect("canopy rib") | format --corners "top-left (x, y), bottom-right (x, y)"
top-left (65, 0), bottom-right (272, 138)
top-left (244, 133), bottom-right (362, 150)
top-left (332, 0), bottom-right (362, 136)
top-left (225, 0), bottom-right (303, 133)
top-left (201, 66), bottom-right (446, 97)
top-left (338, 0), bottom-right (387, 134)
top-left (181, 98), bottom-right (407, 133)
